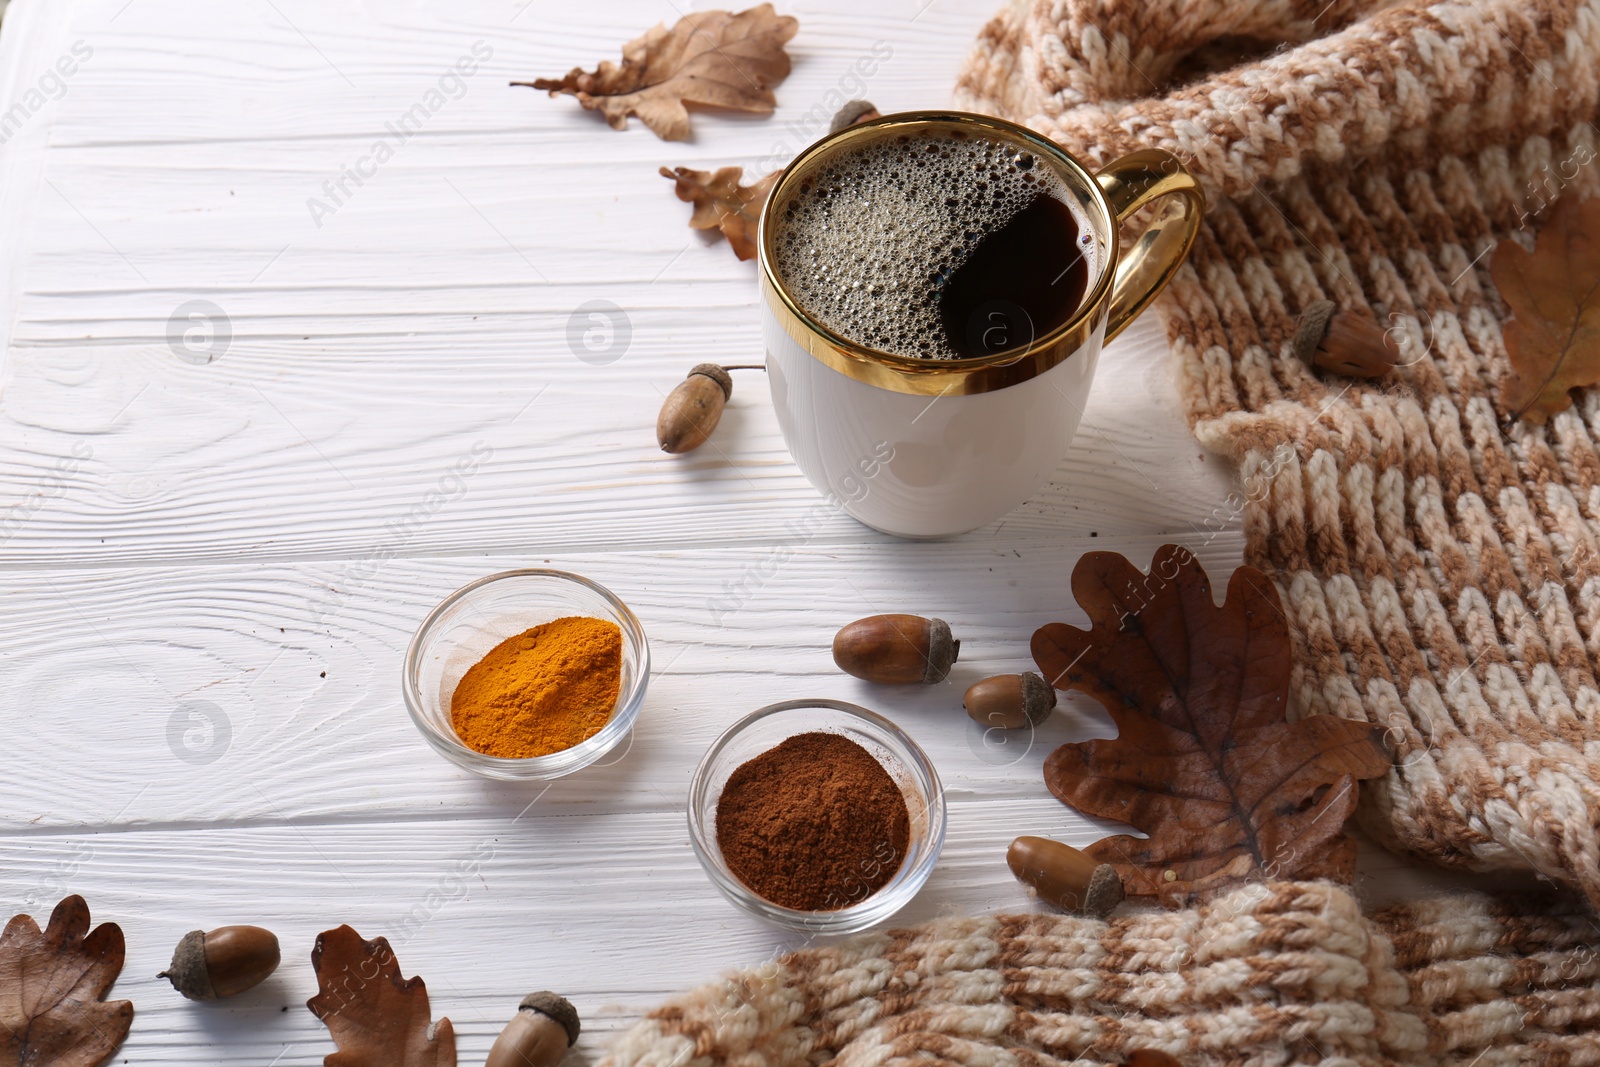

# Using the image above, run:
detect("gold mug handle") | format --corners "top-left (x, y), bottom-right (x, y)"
top-left (1093, 149), bottom-right (1206, 344)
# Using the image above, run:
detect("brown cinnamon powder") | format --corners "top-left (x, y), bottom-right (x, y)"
top-left (715, 731), bottom-right (910, 911)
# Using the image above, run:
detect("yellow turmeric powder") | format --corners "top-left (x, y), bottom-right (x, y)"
top-left (450, 616), bottom-right (623, 758)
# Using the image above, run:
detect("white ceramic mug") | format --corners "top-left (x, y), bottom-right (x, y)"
top-left (759, 111), bottom-right (1203, 538)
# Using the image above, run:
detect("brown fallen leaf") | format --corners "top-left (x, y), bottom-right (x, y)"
top-left (659, 103), bottom-right (880, 260)
top-left (308, 925), bottom-right (454, 1067)
top-left (660, 165), bottom-right (780, 260)
top-left (1031, 545), bottom-right (1391, 902)
top-left (0, 895), bottom-right (133, 1067)
top-left (1494, 194), bottom-right (1600, 423)
top-left (513, 5), bottom-right (798, 142)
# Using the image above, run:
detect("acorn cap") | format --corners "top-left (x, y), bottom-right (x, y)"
top-left (1291, 300), bottom-right (1337, 362)
top-left (925, 618), bottom-right (958, 684)
top-left (160, 929), bottom-right (215, 1000)
top-left (687, 363), bottom-right (732, 399)
top-left (1019, 671), bottom-right (1058, 726)
top-left (1084, 863), bottom-right (1125, 919)
top-left (520, 991), bottom-right (580, 1047)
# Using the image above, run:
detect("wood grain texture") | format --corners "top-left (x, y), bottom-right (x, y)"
top-left (0, 0), bottom-right (1232, 567)
top-left (0, 536), bottom-right (1247, 830)
top-left (0, 321), bottom-right (1222, 563)
top-left (0, 0), bottom-right (1484, 1062)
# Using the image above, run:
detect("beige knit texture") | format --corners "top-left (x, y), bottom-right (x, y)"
top-left (956, 0), bottom-right (1600, 903)
top-left (599, 882), bottom-right (1600, 1067)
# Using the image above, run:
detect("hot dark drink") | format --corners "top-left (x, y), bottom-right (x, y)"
top-left (773, 127), bottom-right (1097, 360)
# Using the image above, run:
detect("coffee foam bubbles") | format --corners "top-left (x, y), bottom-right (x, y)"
top-left (774, 129), bottom-right (1096, 360)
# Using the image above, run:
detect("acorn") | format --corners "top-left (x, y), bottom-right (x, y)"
top-left (657, 363), bottom-right (731, 454)
top-left (829, 99), bottom-right (881, 132)
top-left (1007, 836), bottom-right (1124, 918)
top-left (964, 672), bottom-right (1056, 729)
top-left (1291, 300), bottom-right (1399, 378)
top-left (486, 991), bottom-right (581, 1067)
top-left (159, 925), bottom-right (280, 1000)
top-left (833, 614), bottom-right (959, 684)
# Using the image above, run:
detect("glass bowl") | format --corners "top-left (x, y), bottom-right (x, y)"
top-left (403, 569), bottom-right (649, 781)
top-left (688, 699), bottom-right (946, 933)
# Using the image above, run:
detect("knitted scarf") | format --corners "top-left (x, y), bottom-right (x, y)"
top-left (601, 5), bottom-right (1600, 1064)
top-left (599, 882), bottom-right (1598, 1067)
top-left (956, 0), bottom-right (1600, 904)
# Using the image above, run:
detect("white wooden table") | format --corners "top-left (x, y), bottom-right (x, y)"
top-left (0, 1), bottom-right (1503, 1062)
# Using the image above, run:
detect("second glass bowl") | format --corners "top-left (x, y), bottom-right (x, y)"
top-left (403, 569), bottom-right (649, 781)
top-left (688, 699), bottom-right (946, 933)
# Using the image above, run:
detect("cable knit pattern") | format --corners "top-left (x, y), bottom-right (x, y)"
top-left (956, 0), bottom-right (1600, 905)
top-left (600, 883), bottom-right (1600, 1067)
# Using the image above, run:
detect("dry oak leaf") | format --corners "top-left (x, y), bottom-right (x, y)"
top-left (307, 925), bottom-right (454, 1067)
top-left (0, 895), bottom-right (133, 1067)
top-left (514, 5), bottom-right (798, 141)
top-left (661, 165), bottom-right (779, 260)
top-left (1031, 545), bottom-right (1390, 902)
top-left (1495, 193), bottom-right (1600, 423)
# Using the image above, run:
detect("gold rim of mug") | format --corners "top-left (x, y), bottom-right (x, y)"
top-left (757, 110), bottom-right (1117, 398)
